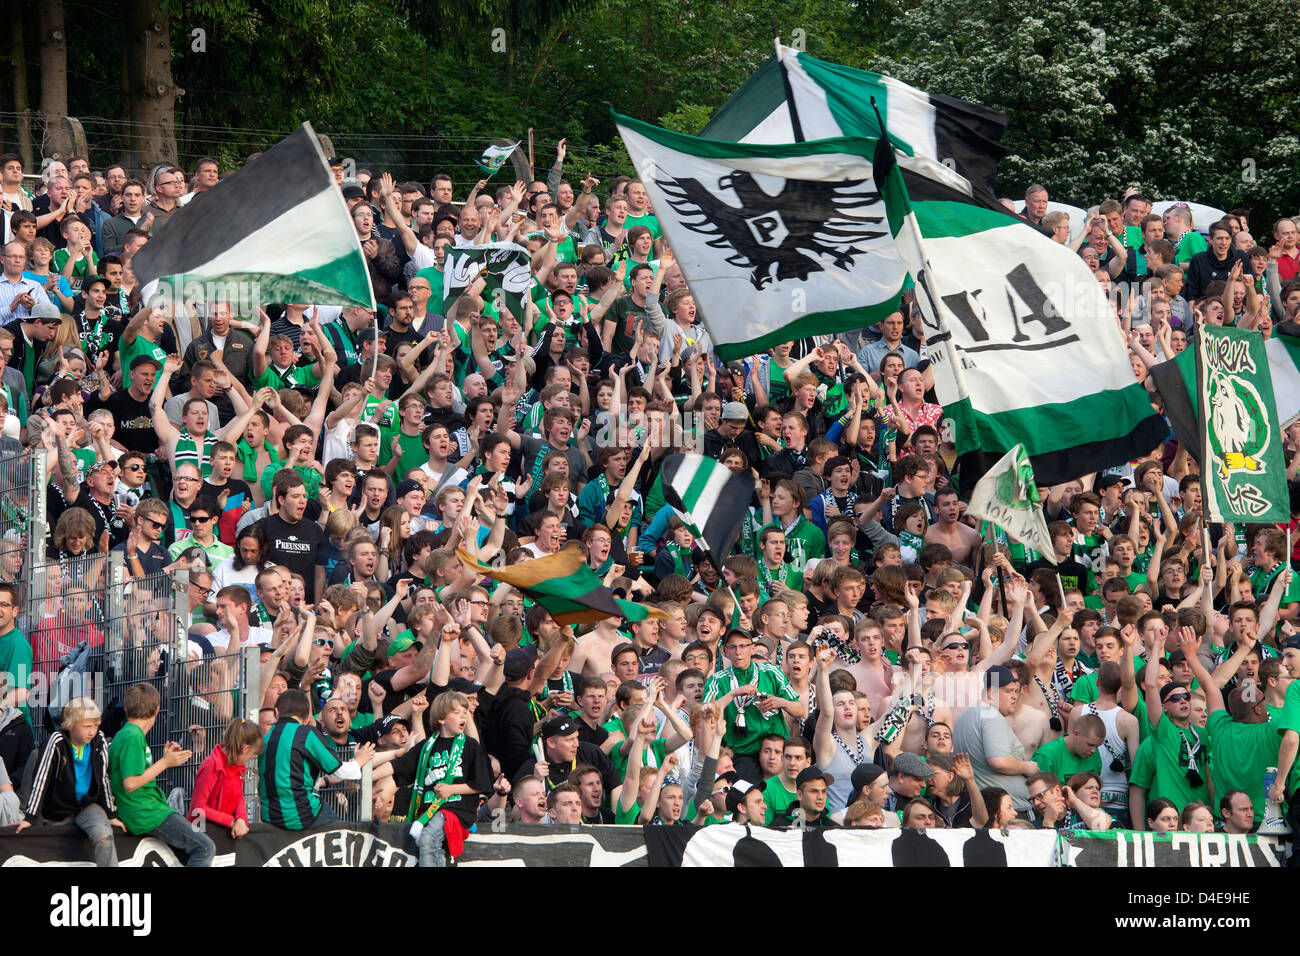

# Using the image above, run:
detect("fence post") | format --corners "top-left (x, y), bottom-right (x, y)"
top-left (27, 447), bottom-right (47, 568)
top-left (240, 644), bottom-right (261, 824)
top-left (361, 764), bottom-right (373, 822)
top-left (103, 552), bottom-right (126, 693)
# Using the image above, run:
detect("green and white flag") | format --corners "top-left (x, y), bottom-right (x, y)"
top-left (871, 130), bottom-right (1167, 489)
top-left (443, 241), bottom-right (532, 318)
top-left (613, 110), bottom-right (907, 359)
top-left (132, 122), bottom-right (374, 309)
top-left (476, 141), bottom-right (520, 176)
top-left (965, 444), bottom-right (1055, 562)
top-left (1198, 325), bottom-right (1289, 522)
top-left (703, 43), bottom-right (1007, 203)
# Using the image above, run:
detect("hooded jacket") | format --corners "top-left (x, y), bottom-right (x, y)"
top-left (25, 729), bottom-right (114, 822)
top-left (188, 744), bottom-right (249, 829)
top-left (0, 706), bottom-right (34, 790)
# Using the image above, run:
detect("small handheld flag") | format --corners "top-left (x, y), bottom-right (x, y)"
top-left (477, 141), bottom-right (521, 176)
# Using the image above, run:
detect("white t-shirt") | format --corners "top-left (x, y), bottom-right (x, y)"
top-left (207, 624), bottom-right (273, 651)
top-left (211, 558), bottom-right (261, 605)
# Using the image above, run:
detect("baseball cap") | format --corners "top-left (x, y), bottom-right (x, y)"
top-left (891, 752), bottom-right (935, 780)
top-left (395, 478), bottom-right (425, 498)
top-left (83, 276), bottom-right (110, 292)
top-left (724, 779), bottom-right (755, 814)
top-left (1283, 636), bottom-right (1300, 652)
top-left (448, 677), bottom-right (485, 695)
top-left (341, 185), bottom-right (365, 200)
top-left (130, 353), bottom-right (163, 371)
top-left (387, 631), bottom-right (423, 655)
top-left (1166, 649), bottom-right (1187, 667)
top-left (850, 763), bottom-right (886, 792)
top-left (86, 458), bottom-right (118, 476)
top-left (984, 664), bottom-right (1019, 691)
top-left (30, 300), bottom-right (61, 321)
top-left (541, 715), bottom-right (579, 739)
top-left (796, 766), bottom-right (834, 789)
top-left (721, 401), bottom-right (749, 422)
top-left (376, 714), bottom-right (411, 736)
top-left (1160, 681), bottom-right (1190, 703)
top-left (503, 646), bottom-right (538, 682)
top-left (1095, 473), bottom-right (1131, 492)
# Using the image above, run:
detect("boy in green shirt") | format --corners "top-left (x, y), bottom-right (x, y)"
top-left (109, 682), bottom-right (215, 866)
top-left (1031, 714), bottom-right (1106, 781)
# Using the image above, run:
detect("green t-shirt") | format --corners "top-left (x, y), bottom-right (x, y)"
top-left (120, 334), bottom-right (166, 390)
top-left (762, 774), bottom-right (797, 825)
top-left (1277, 680), bottom-right (1300, 797)
top-left (1032, 734), bottom-right (1102, 782)
top-left (759, 517), bottom-right (825, 570)
top-left (702, 661), bottom-right (798, 756)
top-left (1174, 230), bottom-right (1208, 266)
top-left (379, 426), bottom-right (429, 479)
top-left (109, 721), bottom-right (174, 834)
top-left (611, 737), bottom-right (668, 784)
top-left (1249, 563), bottom-right (1300, 605)
top-left (414, 266), bottom-right (446, 315)
top-left (0, 627), bottom-right (32, 718)
top-left (1147, 712), bottom-right (1211, 809)
top-left (1205, 709), bottom-right (1281, 823)
top-left (624, 212), bottom-right (662, 240)
top-left (250, 361), bottom-right (322, 392)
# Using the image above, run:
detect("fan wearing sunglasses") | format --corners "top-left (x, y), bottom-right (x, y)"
top-left (1141, 625), bottom-right (1220, 817)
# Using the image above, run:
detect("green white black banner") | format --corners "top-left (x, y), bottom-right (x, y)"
top-left (871, 132), bottom-right (1167, 487)
top-left (442, 242), bottom-right (532, 319)
top-left (1059, 829), bottom-right (1290, 867)
top-left (1198, 325), bottom-right (1290, 522)
top-left (613, 111), bottom-right (907, 359)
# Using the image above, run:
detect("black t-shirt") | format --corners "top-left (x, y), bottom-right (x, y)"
top-left (201, 477), bottom-right (253, 512)
top-left (85, 389), bottom-right (157, 455)
top-left (390, 732), bottom-right (493, 827)
top-left (256, 513), bottom-right (326, 600)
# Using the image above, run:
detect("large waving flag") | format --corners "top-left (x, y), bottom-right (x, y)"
top-left (443, 242), bottom-right (532, 319)
top-left (133, 122), bottom-right (374, 309)
top-left (871, 122), bottom-right (1168, 490)
top-left (614, 111), bottom-right (907, 359)
top-left (703, 44), bottom-right (1007, 204)
top-left (965, 445), bottom-right (1056, 561)
top-left (1149, 327), bottom-right (1300, 464)
top-left (456, 547), bottom-right (667, 626)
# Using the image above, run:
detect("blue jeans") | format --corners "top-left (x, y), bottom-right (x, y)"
top-left (74, 804), bottom-right (119, 867)
top-left (418, 812), bottom-right (447, 868)
top-left (149, 811), bottom-right (215, 867)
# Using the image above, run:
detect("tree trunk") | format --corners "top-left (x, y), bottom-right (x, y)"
top-left (38, 0), bottom-right (72, 161)
top-left (10, 17), bottom-right (35, 170)
top-left (125, 0), bottom-right (178, 172)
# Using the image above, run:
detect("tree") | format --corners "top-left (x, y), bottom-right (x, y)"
top-left (875, 0), bottom-right (1300, 224)
top-left (125, 0), bottom-right (179, 170)
top-left (38, 0), bottom-right (72, 161)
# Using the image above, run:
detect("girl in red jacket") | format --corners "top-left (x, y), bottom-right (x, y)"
top-left (189, 718), bottom-right (263, 838)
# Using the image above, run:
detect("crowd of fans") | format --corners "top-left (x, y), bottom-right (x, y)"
top-left (1, 147), bottom-right (1300, 867)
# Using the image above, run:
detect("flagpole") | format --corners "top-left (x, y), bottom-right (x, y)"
top-left (772, 30), bottom-right (805, 142)
top-left (1193, 315), bottom-right (1212, 526)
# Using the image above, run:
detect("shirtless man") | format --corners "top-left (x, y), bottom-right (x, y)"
top-left (846, 619), bottom-right (896, 717)
top-left (570, 618), bottom-right (626, 677)
top-left (1071, 661), bottom-right (1140, 825)
top-left (892, 646), bottom-right (955, 757)
top-left (924, 487), bottom-right (981, 566)
top-left (1006, 660), bottom-right (1052, 757)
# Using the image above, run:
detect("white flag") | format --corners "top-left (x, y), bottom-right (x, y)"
top-left (965, 444), bottom-right (1055, 563)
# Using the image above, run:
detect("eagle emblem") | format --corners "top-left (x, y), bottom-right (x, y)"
top-left (657, 170), bottom-right (887, 289)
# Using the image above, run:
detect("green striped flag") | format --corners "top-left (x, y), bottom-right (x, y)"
top-left (132, 122), bottom-right (374, 309)
top-left (703, 43), bottom-right (1007, 204)
top-left (871, 125), bottom-right (1168, 489)
top-left (659, 453), bottom-right (753, 564)
top-left (456, 547), bottom-right (665, 626)
top-left (613, 111), bottom-right (906, 359)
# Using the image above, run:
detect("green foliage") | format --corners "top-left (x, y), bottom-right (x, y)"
top-left (39, 0), bottom-right (1299, 224)
top-left (875, 0), bottom-right (1300, 222)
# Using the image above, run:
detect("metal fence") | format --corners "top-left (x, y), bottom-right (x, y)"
top-left (0, 447), bottom-right (47, 632)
